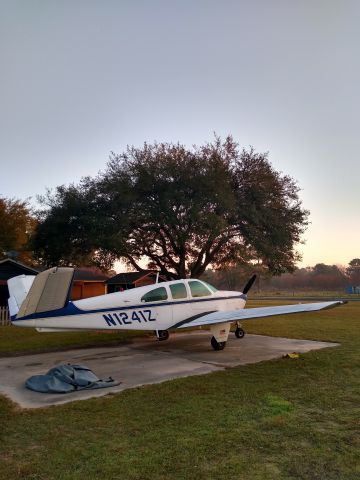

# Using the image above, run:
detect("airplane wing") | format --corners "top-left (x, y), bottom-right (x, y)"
top-left (177, 301), bottom-right (346, 329)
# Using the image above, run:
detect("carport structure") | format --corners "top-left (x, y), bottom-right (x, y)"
top-left (0, 258), bottom-right (38, 307)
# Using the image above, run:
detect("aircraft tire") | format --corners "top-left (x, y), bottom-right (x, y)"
top-left (211, 336), bottom-right (226, 351)
top-left (235, 327), bottom-right (245, 339)
top-left (157, 330), bottom-right (170, 341)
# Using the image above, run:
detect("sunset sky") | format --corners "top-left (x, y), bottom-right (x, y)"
top-left (1, 0), bottom-right (359, 268)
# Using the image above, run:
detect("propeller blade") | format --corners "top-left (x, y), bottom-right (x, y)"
top-left (242, 274), bottom-right (257, 295)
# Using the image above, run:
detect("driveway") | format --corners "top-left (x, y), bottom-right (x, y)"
top-left (0, 331), bottom-right (338, 409)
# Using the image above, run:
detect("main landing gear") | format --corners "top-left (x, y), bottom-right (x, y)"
top-left (210, 323), bottom-right (231, 351)
top-left (211, 336), bottom-right (226, 351)
top-left (156, 330), bottom-right (170, 341)
top-left (234, 322), bottom-right (246, 339)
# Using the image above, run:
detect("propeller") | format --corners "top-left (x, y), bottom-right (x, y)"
top-left (242, 274), bottom-right (257, 295)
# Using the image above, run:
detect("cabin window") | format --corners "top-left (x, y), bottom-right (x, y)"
top-left (141, 287), bottom-right (168, 302)
top-left (188, 281), bottom-right (212, 298)
top-left (170, 283), bottom-right (187, 299)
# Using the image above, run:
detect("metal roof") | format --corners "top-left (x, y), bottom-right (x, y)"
top-left (106, 271), bottom-right (159, 285)
top-left (73, 268), bottom-right (110, 282)
top-left (0, 258), bottom-right (39, 279)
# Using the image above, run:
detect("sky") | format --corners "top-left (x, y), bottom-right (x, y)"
top-left (0, 0), bottom-right (359, 268)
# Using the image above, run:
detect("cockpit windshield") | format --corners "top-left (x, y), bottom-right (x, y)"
top-left (201, 281), bottom-right (217, 293)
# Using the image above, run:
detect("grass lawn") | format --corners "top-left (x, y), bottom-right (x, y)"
top-left (252, 291), bottom-right (359, 298)
top-left (0, 327), bottom-right (149, 356)
top-left (0, 300), bottom-right (359, 479)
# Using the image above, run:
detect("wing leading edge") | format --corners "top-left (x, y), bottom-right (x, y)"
top-left (177, 301), bottom-right (346, 329)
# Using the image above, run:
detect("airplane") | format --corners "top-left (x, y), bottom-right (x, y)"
top-left (7, 267), bottom-right (346, 351)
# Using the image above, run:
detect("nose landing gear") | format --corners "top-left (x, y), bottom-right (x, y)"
top-left (234, 322), bottom-right (245, 339)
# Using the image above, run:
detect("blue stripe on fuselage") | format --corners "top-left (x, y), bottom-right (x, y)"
top-left (11, 294), bottom-right (247, 322)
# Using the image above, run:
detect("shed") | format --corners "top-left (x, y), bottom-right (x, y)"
top-left (71, 268), bottom-right (110, 300)
top-left (106, 271), bottom-right (167, 293)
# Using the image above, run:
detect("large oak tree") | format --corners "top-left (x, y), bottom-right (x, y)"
top-left (32, 136), bottom-right (309, 278)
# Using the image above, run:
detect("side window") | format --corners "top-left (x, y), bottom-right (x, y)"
top-left (170, 283), bottom-right (187, 299)
top-left (141, 287), bottom-right (168, 302)
top-left (188, 281), bottom-right (212, 298)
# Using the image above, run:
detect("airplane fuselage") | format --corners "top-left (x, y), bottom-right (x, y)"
top-left (12, 279), bottom-right (246, 332)
top-left (8, 269), bottom-right (345, 350)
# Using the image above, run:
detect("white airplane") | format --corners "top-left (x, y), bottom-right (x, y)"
top-left (7, 267), bottom-right (346, 350)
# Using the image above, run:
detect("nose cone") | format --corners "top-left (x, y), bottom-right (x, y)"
top-left (220, 290), bottom-right (246, 310)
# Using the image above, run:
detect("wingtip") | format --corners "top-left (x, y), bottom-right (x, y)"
top-left (322, 300), bottom-right (347, 310)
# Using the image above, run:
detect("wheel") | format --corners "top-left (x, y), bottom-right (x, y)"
top-left (157, 330), bottom-right (169, 341)
top-left (235, 327), bottom-right (245, 339)
top-left (211, 336), bottom-right (226, 351)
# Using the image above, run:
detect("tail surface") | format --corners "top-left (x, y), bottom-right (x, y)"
top-left (10, 267), bottom-right (74, 319)
top-left (7, 275), bottom-right (36, 317)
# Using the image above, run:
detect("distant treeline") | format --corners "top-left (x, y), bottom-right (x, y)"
top-left (202, 260), bottom-right (360, 292)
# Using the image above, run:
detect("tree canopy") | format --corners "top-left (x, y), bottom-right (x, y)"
top-left (346, 258), bottom-right (360, 285)
top-left (0, 196), bottom-right (36, 263)
top-left (32, 136), bottom-right (309, 278)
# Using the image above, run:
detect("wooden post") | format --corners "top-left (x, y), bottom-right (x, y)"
top-left (0, 306), bottom-right (10, 326)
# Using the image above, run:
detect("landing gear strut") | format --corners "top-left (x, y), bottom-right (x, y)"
top-left (211, 336), bottom-right (226, 351)
top-left (156, 330), bottom-right (170, 341)
top-left (235, 322), bottom-right (245, 339)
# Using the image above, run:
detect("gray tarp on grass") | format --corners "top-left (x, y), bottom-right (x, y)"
top-left (26, 364), bottom-right (121, 393)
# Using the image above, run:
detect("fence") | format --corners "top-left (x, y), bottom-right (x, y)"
top-left (0, 306), bottom-right (10, 326)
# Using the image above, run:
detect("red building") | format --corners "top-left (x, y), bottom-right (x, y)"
top-left (71, 268), bottom-right (109, 300)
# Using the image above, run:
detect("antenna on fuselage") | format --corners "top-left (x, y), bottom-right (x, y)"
top-left (155, 272), bottom-right (159, 284)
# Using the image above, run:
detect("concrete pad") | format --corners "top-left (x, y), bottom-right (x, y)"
top-left (0, 332), bottom-right (339, 409)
